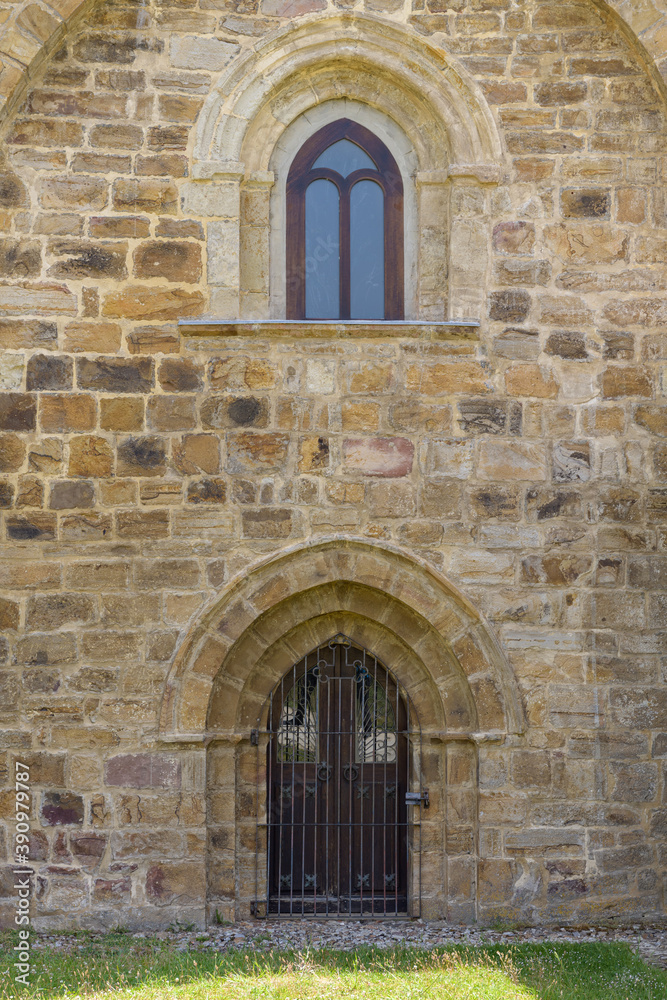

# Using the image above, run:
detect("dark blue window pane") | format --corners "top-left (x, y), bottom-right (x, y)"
top-left (313, 139), bottom-right (376, 177)
top-left (305, 179), bottom-right (340, 319)
top-left (350, 180), bottom-right (384, 320)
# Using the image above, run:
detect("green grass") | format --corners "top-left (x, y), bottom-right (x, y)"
top-left (1, 932), bottom-right (666, 1000)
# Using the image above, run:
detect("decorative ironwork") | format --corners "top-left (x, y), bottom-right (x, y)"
top-left (262, 634), bottom-right (422, 918)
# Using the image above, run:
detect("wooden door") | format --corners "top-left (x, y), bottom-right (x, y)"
top-left (268, 635), bottom-right (409, 915)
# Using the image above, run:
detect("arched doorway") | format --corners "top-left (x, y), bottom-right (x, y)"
top-left (265, 633), bottom-right (420, 916)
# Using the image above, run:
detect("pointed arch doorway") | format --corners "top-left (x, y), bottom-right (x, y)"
top-left (265, 633), bottom-right (420, 917)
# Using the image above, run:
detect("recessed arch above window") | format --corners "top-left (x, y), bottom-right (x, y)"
top-left (286, 119), bottom-right (404, 321)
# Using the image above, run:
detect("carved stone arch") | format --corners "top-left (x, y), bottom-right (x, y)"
top-left (193, 13), bottom-right (503, 170)
top-left (159, 538), bottom-right (525, 742)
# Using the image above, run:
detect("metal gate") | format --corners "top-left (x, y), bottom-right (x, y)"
top-left (261, 633), bottom-right (422, 917)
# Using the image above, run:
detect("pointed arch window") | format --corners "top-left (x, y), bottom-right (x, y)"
top-left (286, 119), bottom-right (404, 321)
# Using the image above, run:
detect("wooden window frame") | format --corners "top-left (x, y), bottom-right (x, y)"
top-left (286, 118), bottom-right (404, 321)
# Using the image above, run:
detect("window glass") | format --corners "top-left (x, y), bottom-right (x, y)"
top-left (350, 180), bottom-right (384, 320)
top-left (305, 179), bottom-right (340, 319)
top-left (312, 138), bottom-right (376, 176)
top-left (277, 670), bottom-right (318, 763)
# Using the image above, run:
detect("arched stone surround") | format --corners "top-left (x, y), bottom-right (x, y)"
top-left (187, 12), bottom-right (505, 322)
top-left (158, 539), bottom-right (523, 921)
top-left (160, 539), bottom-right (524, 741)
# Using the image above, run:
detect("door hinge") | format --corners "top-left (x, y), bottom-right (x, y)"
top-left (250, 728), bottom-right (259, 746)
top-left (405, 789), bottom-right (429, 809)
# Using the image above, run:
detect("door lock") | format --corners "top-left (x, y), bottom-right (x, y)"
top-left (405, 790), bottom-right (429, 808)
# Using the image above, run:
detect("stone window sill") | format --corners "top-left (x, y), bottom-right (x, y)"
top-left (178, 319), bottom-right (480, 342)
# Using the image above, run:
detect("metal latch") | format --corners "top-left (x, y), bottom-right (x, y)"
top-left (405, 790), bottom-right (429, 808)
top-left (250, 729), bottom-right (259, 746)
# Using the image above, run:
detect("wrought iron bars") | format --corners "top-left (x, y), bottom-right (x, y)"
top-left (260, 633), bottom-right (422, 918)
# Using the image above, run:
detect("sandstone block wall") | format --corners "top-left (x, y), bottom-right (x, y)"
top-left (0, 0), bottom-right (665, 929)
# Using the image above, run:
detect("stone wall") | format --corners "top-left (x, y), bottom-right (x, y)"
top-left (0, 0), bottom-right (666, 929)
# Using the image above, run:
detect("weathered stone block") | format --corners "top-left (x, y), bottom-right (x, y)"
top-left (49, 480), bottom-right (95, 510)
top-left (172, 434), bottom-right (220, 475)
top-left (41, 792), bottom-right (84, 826)
top-left (426, 439), bottom-right (474, 479)
top-left (134, 241), bottom-right (202, 282)
top-left (170, 35), bottom-right (239, 70)
top-left (552, 441), bottom-right (590, 483)
top-left (102, 285), bottom-right (204, 320)
top-left (478, 441), bottom-right (547, 481)
top-left (489, 289), bottom-right (531, 322)
top-left (343, 437), bottom-right (414, 478)
top-left (112, 178), bottom-right (177, 214)
top-left (100, 397), bottom-right (144, 432)
top-left (0, 433), bottom-right (24, 474)
top-left (147, 395), bottom-right (196, 431)
top-left (0, 393), bottom-right (36, 431)
top-left (367, 481), bottom-right (416, 517)
top-left (227, 432), bottom-right (289, 473)
top-left (77, 357), bottom-right (153, 393)
top-left (63, 321), bottom-right (122, 354)
top-left (26, 595), bottom-right (95, 631)
top-left (116, 436), bottom-right (167, 477)
top-left (40, 395), bottom-right (96, 433)
top-left (69, 436), bottom-right (114, 478)
top-left (117, 510), bottom-right (169, 539)
top-left (241, 509), bottom-right (292, 538)
top-left (105, 754), bottom-right (181, 790)
top-left (158, 359), bottom-right (203, 392)
top-left (601, 366), bottom-right (652, 398)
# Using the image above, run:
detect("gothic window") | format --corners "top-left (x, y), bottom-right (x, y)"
top-left (286, 119), bottom-right (404, 321)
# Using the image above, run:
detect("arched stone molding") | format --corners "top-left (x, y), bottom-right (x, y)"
top-left (194, 13), bottom-right (502, 169)
top-left (158, 538), bottom-right (525, 743)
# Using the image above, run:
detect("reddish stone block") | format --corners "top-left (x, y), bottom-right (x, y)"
top-left (41, 792), bottom-right (84, 826)
top-left (104, 754), bottom-right (181, 789)
top-left (343, 437), bottom-right (414, 478)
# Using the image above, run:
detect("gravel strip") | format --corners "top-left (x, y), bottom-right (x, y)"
top-left (30, 921), bottom-right (667, 969)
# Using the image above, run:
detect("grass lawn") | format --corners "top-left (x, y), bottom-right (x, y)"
top-left (1, 932), bottom-right (666, 1000)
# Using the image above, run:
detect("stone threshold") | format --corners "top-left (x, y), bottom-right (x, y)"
top-left (178, 319), bottom-right (480, 341)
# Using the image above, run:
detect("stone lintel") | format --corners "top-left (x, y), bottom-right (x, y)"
top-left (427, 730), bottom-right (506, 743)
top-left (192, 160), bottom-right (245, 180)
top-left (157, 733), bottom-right (207, 745)
top-left (178, 319), bottom-right (480, 341)
top-left (447, 163), bottom-right (501, 184)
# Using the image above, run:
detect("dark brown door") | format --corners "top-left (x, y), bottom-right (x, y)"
top-left (268, 635), bottom-right (408, 915)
